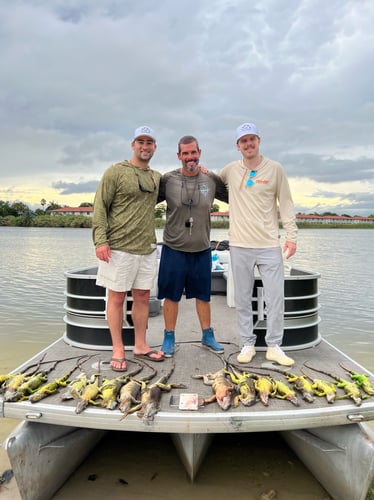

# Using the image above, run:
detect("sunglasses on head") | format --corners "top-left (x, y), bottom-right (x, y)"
top-left (246, 170), bottom-right (257, 187)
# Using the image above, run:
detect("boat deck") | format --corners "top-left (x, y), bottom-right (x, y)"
top-left (2, 295), bottom-right (374, 433)
top-left (3, 295), bottom-right (374, 500)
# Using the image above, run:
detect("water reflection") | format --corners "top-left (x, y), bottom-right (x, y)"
top-left (1, 226), bottom-right (373, 499)
top-left (1, 227), bottom-right (373, 369)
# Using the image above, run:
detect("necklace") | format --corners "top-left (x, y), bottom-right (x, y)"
top-left (181, 173), bottom-right (199, 235)
top-left (182, 175), bottom-right (199, 205)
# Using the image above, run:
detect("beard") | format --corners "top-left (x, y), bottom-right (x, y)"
top-left (182, 160), bottom-right (199, 173)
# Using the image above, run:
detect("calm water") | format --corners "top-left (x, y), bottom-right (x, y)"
top-left (1, 226), bottom-right (373, 371)
top-left (1, 226), bottom-right (373, 499)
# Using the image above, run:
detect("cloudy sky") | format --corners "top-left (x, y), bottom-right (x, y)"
top-left (1, 0), bottom-right (374, 215)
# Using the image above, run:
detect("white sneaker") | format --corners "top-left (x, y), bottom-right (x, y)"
top-left (266, 345), bottom-right (294, 366)
top-left (237, 345), bottom-right (256, 363)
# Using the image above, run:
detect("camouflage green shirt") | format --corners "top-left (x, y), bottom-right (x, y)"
top-left (92, 161), bottom-right (161, 255)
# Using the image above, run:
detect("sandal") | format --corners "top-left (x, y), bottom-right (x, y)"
top-left (110, 357), bottom-right (127, 372)
top-left (133, 350), bottom-right (164, 362)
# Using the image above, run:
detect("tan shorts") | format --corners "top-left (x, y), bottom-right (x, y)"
top-left (96, 249), bottom-right (157, 292)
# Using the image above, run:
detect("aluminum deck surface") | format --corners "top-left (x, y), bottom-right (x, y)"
top-left (2, 296), bottom-right (374, 433)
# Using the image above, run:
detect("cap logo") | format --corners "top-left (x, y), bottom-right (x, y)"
top-left (139, 127), bottom-right (152, 134)
top-left (133, 125), bottom-right (156, 141)
top-left (241, 124), bottom-right (253, 132)
top-left (236, 122), bottom-right (260, 141)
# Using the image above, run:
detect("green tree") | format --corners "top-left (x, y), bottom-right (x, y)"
top-left (11, 201), bottom-right (30, 216)
top-left (46, 201), bottom-right (62, 211)
top-left (0, 200), bottom-right (12, 216)
top-left (155, 202), bottom-right (166, 219)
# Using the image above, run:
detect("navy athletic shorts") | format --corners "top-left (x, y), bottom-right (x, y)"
top-left (157, 245), bottom-right (212, 302)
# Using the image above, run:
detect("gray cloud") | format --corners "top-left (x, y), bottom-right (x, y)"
top-left (278, 153), bottom-right (374, 183)
top-left (51, 179), bottom-right (99, 195)
top-left (1, 0), bottom-right (374, 214)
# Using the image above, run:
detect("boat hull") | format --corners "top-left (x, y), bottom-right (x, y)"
top-left (5, 421), bottom-right (106, 500)
top-left (2, 264), bottom-right (374, 499)
top-left (4, 421), bottom-right (374, 500)
top-left (281, 423), bottom-right (374, 500)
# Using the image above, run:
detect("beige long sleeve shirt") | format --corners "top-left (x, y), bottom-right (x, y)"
top-left (219, 157), bottom-right (297, 248)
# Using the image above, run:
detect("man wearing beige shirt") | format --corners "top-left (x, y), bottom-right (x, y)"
top-left (220, 122), bottom-right (297, 366)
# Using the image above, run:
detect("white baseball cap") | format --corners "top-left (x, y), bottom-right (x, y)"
top-left (133, 126), bottom-right (156, 141)
top-left (236, 122), bottom-right (260, 142)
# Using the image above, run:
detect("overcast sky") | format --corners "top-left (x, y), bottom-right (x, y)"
top-left (1, 0), bottom-right (374, 215)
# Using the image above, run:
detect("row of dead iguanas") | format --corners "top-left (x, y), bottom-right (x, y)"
top-left (0, 354), bottom-right (185, 423)
top-left (1, 349), bottom-right (374, 422)
top-left (188, 348), bottom-right (374, 410)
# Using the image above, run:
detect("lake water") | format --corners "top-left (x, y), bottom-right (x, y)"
top-left (1, 226), bottom-right (373, 499)
top-left (1, 226), bottom-right (373, 370)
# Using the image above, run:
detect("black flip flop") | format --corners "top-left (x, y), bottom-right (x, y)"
top-left (110, 357), bottom-right (127, 371)
top-left (133, 350), bottom-right (165, 362)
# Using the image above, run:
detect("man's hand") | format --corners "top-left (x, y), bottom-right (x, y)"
top-left (283, 241), bottom-right (296, 259)
top-left (96, 244), bottom-right (111, 263)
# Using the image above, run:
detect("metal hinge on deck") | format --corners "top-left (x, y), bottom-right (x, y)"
top-left (25, 412), bottom-right (43, 420)
top-left (347, 413), bottom-right (365, 423)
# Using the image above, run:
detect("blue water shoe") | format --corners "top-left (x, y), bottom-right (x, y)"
top-left (161, 330), bottom-right (175, 357)
top-left (201, 328), bottom-right (224, 353)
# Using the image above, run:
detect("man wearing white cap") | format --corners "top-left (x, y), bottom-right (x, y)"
top-left (93, 126), bottom-right (164, 371)
top-left (220, 123), bottom-right (297, 366)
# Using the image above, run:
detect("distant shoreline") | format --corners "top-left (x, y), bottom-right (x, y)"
top-left (1, 216), bottom-right (374, 229)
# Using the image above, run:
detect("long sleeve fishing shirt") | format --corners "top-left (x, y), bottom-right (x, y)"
top-left (219, 157), bottom-right (297, 248)
top-left (92, 161), bottom-right (161, 255)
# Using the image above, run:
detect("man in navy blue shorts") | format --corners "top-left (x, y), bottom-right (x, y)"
top-left (157, 135), bottom-right (228, 356)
